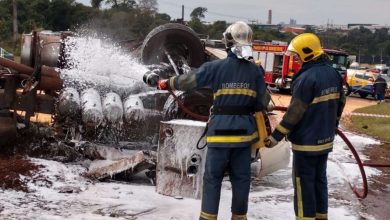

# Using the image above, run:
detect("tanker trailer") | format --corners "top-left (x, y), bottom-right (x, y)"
top-left (0, 23), bottom-right (289, 195)
top-left (0, 23), bottom-right (211, 145)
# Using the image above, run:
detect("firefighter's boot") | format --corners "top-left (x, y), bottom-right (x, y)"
top-left (231, 213), bottom-right (247, 220)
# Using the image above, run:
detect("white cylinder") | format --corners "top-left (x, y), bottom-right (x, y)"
top-left (58, 87), bottom-right (80, 116)
top-left (81, 88), bottom-right (104, 127)
top-left (102, 92), bottom-right (123, 123)
top-left (124, 95), bottom-right (145, 123)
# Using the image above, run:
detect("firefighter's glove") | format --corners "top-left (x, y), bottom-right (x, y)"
top-left (264, 135), bottom-right (278, 148)
top-left (336, 117), bottom-right (341, 128)
top-left (157, 79), bottom-right (168, 90)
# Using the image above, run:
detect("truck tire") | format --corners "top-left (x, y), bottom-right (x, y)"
top-left (358, 92), bottom-right (368, 98)
top-left (278, 88), bottom-right (291, 94)
top-left (140, 23), bottom-right (205, 68)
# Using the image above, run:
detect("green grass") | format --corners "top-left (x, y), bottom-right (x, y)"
top-left (0, 40), bottom-right (21, 56)
top-left (348, 103), bottom-right (390, 142)
top-left (14, 56), bottom-right (20, 63)
top-left (354, 103), bottom-right (390, 115)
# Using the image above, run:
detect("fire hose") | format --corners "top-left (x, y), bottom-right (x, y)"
top-left (273, 105), bottom-right (390, 199)
top-left (167, 95), bottom-right (390, 199)
top-left (167, 90), bottom-right (208, 122)
top-left (142, 52), bottom-right (390, 199)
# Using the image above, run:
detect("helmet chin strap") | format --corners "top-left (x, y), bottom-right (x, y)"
top-left (231, 45), bottom-right (253, 61)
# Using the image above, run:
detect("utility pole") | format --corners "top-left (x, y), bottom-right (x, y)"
top-left (181, 5), bottom-right (184, 22)
top-left (12, 0), bottom-right (18, 43)
top-left (358, 46), bottom-right (361, 64)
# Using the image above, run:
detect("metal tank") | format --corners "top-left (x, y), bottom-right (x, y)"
top-left (102, 92), bottom-right (123, 124)
top-left (81, 88), bottom-right (104, 127)
top-left (58, 87), bottom-right (81, 116)
top-left (156, 119), bottom-right (207, 199)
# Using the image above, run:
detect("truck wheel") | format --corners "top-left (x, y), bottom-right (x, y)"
top-left (358, 92), bottom-right (368, 98)
top-left (140, 23), bottom-right (205, 68)
top-left (278, 88), bottom-right (291, 94)
top-left (343, 84), bottom-right (351, 96)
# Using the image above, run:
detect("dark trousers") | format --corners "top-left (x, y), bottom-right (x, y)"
top-left (376, 93), bottom-right (385, 101)
top-left (200, 146), bottom-right (251, 219)
top-left (293, 153), bottom-right (329, 220)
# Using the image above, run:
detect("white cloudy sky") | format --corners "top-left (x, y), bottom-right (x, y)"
top-left (77, 0), bottom-right (390, 25)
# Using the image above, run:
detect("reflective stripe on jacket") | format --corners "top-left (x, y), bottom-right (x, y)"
top-left (167, 51), bottom-right (269, 148)
top-left (271, 58), bottom-right (346, 155)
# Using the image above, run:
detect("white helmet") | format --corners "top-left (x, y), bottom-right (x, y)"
top-left (223, 21), bottom-right (253, 48)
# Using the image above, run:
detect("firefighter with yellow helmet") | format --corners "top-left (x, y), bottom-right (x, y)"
top-left (265, 33), bottom-right (346, 220)
top-left (156, 21), bottom-right (270, 220)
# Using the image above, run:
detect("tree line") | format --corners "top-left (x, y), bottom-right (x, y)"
top-left (0, 0), bottom-right (389, 63)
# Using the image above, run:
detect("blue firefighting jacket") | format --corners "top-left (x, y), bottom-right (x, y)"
top-left (271, 58), bottom-right (346, 155)
top-left (166, 51), bottom-right (269, 148)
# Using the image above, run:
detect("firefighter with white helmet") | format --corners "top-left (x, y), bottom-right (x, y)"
top-left (265, 33), bottom-right (346, 220)
top-left (223, 21), bottom-right (254, 60)
top-left (155, 21), bottom-right (270, 220)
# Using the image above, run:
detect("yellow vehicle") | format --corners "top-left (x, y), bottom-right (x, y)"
top-left (345, 70), bottom-right (390, 98)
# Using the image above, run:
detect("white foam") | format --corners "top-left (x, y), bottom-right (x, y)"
top-left (60, 35), bottom-right (150, 96)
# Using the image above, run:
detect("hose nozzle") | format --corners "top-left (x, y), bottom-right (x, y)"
top-left (143, 71), bottom-right (160, 87)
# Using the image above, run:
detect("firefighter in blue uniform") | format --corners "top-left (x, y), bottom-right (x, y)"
top-left (265, 33), bottom-right (346, 220)
top-left (157, 21), bottom-right (270, 220)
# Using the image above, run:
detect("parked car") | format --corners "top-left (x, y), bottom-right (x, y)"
top-left (345, 70), bottom-right (390, 98)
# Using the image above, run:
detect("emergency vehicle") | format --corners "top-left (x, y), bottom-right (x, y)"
top-left (252, 42), bottom-right (349, 92)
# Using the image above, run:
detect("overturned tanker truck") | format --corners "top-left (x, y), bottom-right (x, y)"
top-left (0, 23), bottom-right (289, 199)
top-left (0, 23), bottom-right (212, 144)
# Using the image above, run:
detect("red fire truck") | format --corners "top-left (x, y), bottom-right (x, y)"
top-left (252, 42), bottom-right (349, 92)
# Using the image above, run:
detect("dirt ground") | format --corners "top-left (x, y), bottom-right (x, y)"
top-left (0, 156), bottom-right (44, 192)
top-left (1, 92), bottom-right (388, 219)
top-left (360, 144), bottom-right (390, 220)
top-left (270, 92), bottom-right (377, 113)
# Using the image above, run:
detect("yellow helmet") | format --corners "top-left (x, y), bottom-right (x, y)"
top-left (287, 33), bottom-right (324, 62)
